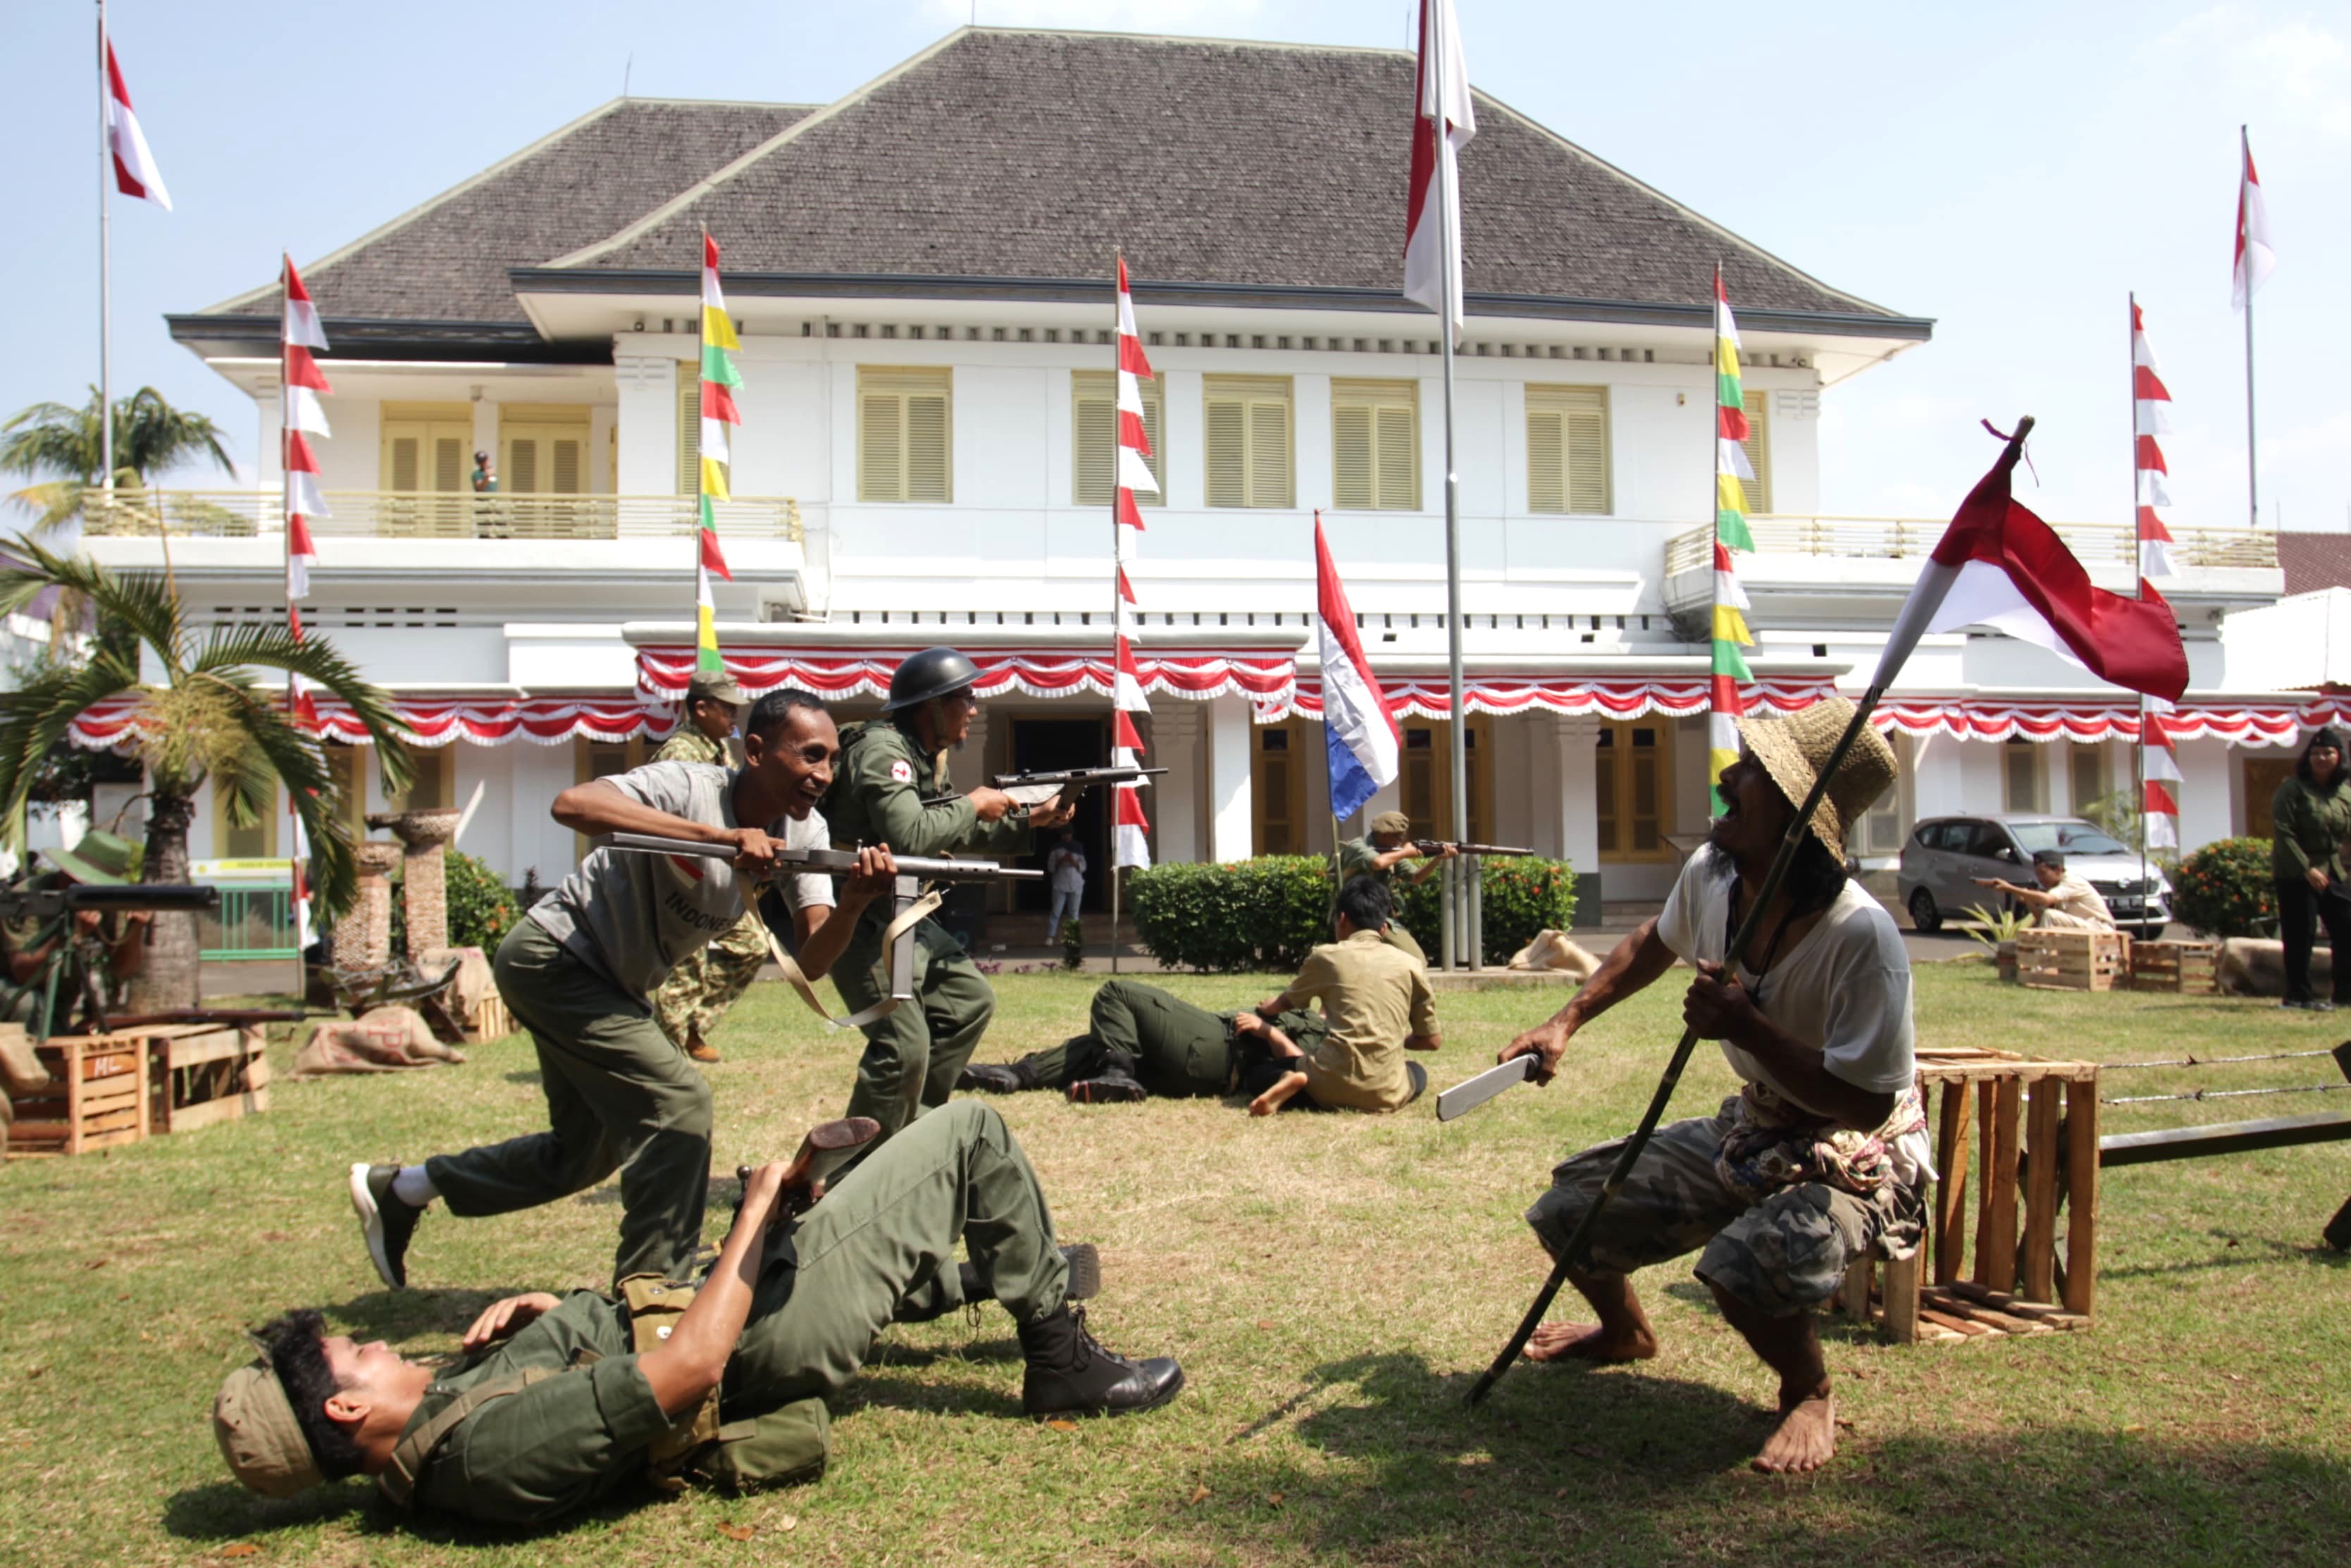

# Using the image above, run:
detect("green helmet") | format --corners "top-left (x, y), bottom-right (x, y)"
top-left (883, 646), bottom-right (981, 712)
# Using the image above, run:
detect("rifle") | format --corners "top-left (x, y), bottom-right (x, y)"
top-left (991, 766), bottom-right (1167, 811)
top-left (1410, 840), bottom-right (1533, 859)
top-left (597, 833), bottom-right (1039, 1028)
top-left (735, 1116), bottom-right (883, 1217)
top-left (0, 883), bottom-right (221, 1041)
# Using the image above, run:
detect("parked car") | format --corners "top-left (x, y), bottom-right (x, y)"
top-left (1897, 814), bottom-right (2173, 940)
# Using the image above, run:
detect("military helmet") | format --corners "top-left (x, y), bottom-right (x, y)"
top-left (883, 646), bottom-right (981, 712)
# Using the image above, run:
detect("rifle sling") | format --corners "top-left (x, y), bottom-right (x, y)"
top-left (762, 888), bottom-right (942, 1031)
top-left (378, 1367), bottom-right (559, 1509)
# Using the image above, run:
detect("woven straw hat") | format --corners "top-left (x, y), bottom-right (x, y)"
top-left (1733, 697), bottom-right (1897, 860)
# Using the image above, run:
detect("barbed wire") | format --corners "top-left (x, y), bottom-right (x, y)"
top-left (2103, 1082), bottom-right (2351, 1107)
top-left (2101, 1047), bottom-right (2340, 1071)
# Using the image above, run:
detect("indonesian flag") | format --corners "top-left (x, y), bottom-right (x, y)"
top-left (1113, 257), bottom-right (1157, 528)
top-left (1875, 425), bottom-right (2189, 703)
top-left (104, 40), bottom-right (170, 211)
top-left (2231, 130), bottom-right (2275, 311)
top-left (282, 257), bottom-right (330, 606)
top-left (1111, 595), bottom-right (1152, 870)
top-left (1109, 255), bottom-right (1155, 867)
top-left (2143, 704), bottom-right (2182, 852)
top-left (1403, 0), bottom-right (1475, 339)
top-left (2132, 299), bottom-right (2178, 578)
top-left (1316, 514), bottom-right (1403, 821)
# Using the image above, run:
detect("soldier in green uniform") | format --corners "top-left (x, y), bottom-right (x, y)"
top-left (957, 978), bottom-right (1329, 1103)
top-left (214, 1102), bottom-right (1184, 1526)
top-left (821, 647), bottom-right (1074, 1138)
top-left (647, 675), bottom-right (769, 1064)
top-left (0, 830), bottom-right (154, 1035)
top-left (1335, 810), bottom-right (1455, 965)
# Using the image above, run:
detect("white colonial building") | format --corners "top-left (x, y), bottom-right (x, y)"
top-left (80, 27), bottom-right (2303, 938)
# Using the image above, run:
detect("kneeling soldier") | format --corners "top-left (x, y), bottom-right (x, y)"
top-left (218, 1102), bottom-right (1182, 1526)
top-left (957, 977), bottom-right (1329, 1103)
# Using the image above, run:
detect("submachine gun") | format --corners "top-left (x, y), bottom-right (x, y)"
top-left (0, 883), bottom-right (222, 1040)
top-left (598, 833), bottom-right (1038, 1028)
top-left (918, 765), bottom-right (1167, 814)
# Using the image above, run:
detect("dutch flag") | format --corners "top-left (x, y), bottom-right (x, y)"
top-left (1315, 516), bottom-right (1401, 821)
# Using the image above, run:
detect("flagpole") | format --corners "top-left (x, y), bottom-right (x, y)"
top-left (1432, 1), bottom-right (1470, 973)
top-left (2130, 292), bottom-right (2152, 928)
top-left (2241, 126), bottom-right (2259, 533)
top-left (97, 0), bottom-right (113, 509)
top-left (1108, 254), bottom-right (1122, 976)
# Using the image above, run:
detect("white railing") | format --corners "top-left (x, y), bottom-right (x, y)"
top-left (1662, 514), bottom-right (2278, 580)
top-left (81, 490), bottom-right (802, 544)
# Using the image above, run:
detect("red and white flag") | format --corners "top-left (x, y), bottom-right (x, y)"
top-left (2142, 709), bottom-right (2182, 852)
top-left (1403, 0), bottom-right (1475, 339)
top-left (1875, 424), bottom-right (2189, 702)
top-left (282, 257), bottom-right (330, 611)
top-left (104, 39), bottom-right (171, 211)
top-left (2231, 129), bottom-right (2275, 311)
top-left (1110, 258), bottom-right (1155, 869)
top-left (2132, 299), bottom-right (2178, 578)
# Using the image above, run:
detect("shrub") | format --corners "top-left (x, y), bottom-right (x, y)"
top-left (1060, 916), bottom-right (1084, 971)
top-left (388, 848), bottom-right (523, 957)
top-left (1128, 853), bottom-right (1580, 972)
top-left (2169, 836), bottom-right (2277, 939)
top-left (1394, 856), bottom-right (1580, 966)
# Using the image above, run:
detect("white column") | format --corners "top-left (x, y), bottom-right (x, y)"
top-left (1295, 374), bottom-right (1332, 512)
top-left (1555, 714), bottom-right (1601, 877)
top-left (1205, 695), bottom-right (1253, 861)
top-left (1155, 704), bottom-right (1201, 864)
top-left (614, 353), bottom-right (679, 497)
top-left (2047, 740), bottom-right (2074, 816)
top-left (471, 399), bottom-right (498, 478)
top-left (2179, 738), bottom-right (2234, 852)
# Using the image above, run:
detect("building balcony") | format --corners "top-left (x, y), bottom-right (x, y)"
top-left (1661, 514), bottom-right (2281, 622)
top-left (80, 490), bottom-right (802, 545)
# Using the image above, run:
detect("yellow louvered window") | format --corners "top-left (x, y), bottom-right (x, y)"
top-left (1525, 385), bottom-right (1611, 515)
top-left (1739, 389), bottom-right (1771, 514)
top-left (1203, 375), bottom-right (1292, 509)
top-left (379, 403), bottom-right (471, 492)
top-left (1331, 379), bottom-right (1419, 511)
top-left (857, 368), bottom-right (953, 503)
top-left (501, 405), bottom-right (591, 495)
top-left (1072, 371), bottom-right (1163, 506)
top-left (676, 363), bottom-right (700, 495)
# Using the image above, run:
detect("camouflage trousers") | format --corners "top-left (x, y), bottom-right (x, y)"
top-left (652, 907), bottom-right (772, 1048)
top-left (1527, 1095), bottom-right (1925, 1319)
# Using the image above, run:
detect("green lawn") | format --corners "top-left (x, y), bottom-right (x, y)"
top-left (4, 959), bottom-right (2348, 1566)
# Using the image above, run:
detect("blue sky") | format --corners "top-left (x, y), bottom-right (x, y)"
top-left (4, 1), bottom-right (2344, 532)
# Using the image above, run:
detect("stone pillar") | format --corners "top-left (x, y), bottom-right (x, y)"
top-left (339, 842), bottom-right (405, 970)
top-left (369, 809), bottom-right (464, 963)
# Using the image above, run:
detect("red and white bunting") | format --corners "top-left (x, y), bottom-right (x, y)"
top-left (2132, 299), bottom-right (2177, 579)
top-left (2143, 704), bottom-right (2183, 851)
top-left (1112, 256), bottom-right (1154, 867)
top-left (104, 39), bottom-right (171, 211)
top-left (282, 257), bottom-right (330, 612)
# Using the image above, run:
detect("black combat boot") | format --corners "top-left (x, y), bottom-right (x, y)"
top-left (1019, 1304), bottom-right (1184, 1419)
top-left (960, 1242), bottom-right (1100, 1305)
top-left (957, 1061), bottom-right (1036, 1093)
top-left (1067, 1072), bottom-right (1148, 1104)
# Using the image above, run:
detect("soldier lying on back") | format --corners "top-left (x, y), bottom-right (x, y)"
top-left (218, 1103), bottom-right (1182, 1526)
top-left (957, 976), bottom-right (1330, 1104)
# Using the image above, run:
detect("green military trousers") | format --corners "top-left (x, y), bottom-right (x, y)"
top-left (726, 1100), bottom-right (1070, 1402)
top-left (836, 909), bottom-right (995, 1139)
top-left (428, 919), bottom-right (714, 1286)
top-left (1015, 979), bottom-right (1235, 1097)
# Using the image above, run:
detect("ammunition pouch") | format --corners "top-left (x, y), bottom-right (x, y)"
top-left (619, 1274), bottom-right (830, 1493)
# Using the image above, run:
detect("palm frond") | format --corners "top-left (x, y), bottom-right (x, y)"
top-left (192, 623), bottom-right (414, 797)
top-left (0, 654), bottom-right (141, 852)
top-left (4, 480), bottom-right (86, 535)
top-left (212, 685), bottom-right (360, 916)
top-left (0, 538), bottom-right (184, 671)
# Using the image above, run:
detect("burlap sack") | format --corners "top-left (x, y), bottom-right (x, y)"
top-left (1506, 929), bottom-right (1599, 981)
top-left (291, 1006), bottom-right (469, 1078)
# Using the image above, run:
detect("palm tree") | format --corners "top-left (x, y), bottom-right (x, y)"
top-left (0, 541), bottom-right (411, 1012)
top-left (3, 386), bottom-right (235, 535)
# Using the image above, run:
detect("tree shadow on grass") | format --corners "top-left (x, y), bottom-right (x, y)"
top-left (1158, 1350), bottom-right (2351, 1566)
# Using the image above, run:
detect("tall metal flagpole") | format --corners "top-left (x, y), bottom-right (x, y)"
top-left (97, 0), bottom-right (113, 509)
top-left (1432, 3), bottom-right (1472, 972)
top-left (1108, 254), bottom-right (1122, 976)
top-left (2241, 125), bottom-right (2259, 533)
top-left (2131, 292), bottom-right (2150, 923)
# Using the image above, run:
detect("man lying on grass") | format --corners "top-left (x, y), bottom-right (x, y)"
top-left (1496, 699), bottom-right (1924, 1475)
top-left (214, 1102), bottom-right (1182, 1526)
top-left (1245, 876), bottom-right (1441, 1116)
top-left (955, 976), bottom-right (1331, 1103)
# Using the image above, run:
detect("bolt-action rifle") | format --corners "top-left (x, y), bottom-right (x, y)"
top-left (1410, 840), bottom-right (1534, 858)
top-left (0, 883), bottom-right (222, 1040)
top-left (597, 833), bottom-right (1040, 1027)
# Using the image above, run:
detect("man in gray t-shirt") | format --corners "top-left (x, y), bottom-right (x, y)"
top-left (346, 690), bottom-right (898, 1292)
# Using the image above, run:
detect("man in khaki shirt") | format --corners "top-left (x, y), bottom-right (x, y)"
top-left (1246, 877), bottom-right (1440, 1115)
top-left (1975, 849), bottom-right (2114, 931)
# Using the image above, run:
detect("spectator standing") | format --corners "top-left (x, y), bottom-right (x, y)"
top-left (471, 451), bottom-right (497, 493)
top-left (2271, 726), bottom-right (2351, 1011)
top-left (1046, 831), bottom-right (1088, 940)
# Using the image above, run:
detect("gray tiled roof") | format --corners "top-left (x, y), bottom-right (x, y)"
top-left (206, 98), bottom-right (814, 323)
top-left (563, 30), bottom-right (1898, 319)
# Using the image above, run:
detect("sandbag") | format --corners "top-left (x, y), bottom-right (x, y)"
top-left (2216, 937), bottom-right (2331, 998)
top-left (292, 1005), bottom-right (469, 1078)
top-left (1507, 929), bottom-right (1599, 981)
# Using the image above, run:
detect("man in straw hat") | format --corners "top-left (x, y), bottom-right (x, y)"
top-left (1494, 697), bottom-right (1927, 1474)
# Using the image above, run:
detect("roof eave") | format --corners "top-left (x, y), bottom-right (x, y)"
top-left (164, 313), bottom-right (604, 365)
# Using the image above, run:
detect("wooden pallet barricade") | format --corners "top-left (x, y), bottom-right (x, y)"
top-left (2127, 939), bottom-right (2219, 994)
top-left (146, 1023), bottom-right (269, 1133)
top-left (1837, 1044), bottom-right (2099, 1344)
top-left (4, 1032), bottom-right (151, 1158)
top-left (2013, 928), bottom-right (2130, 993)
top-left (466, 989), bottom-right (514, 1045)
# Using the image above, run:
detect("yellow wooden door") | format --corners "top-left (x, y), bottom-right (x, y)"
top-left (380, 402), bottom-right (472, 536)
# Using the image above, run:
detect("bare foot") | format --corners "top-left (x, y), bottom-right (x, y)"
top-left (1521, 1321), bottom-right (1657, 1363)
top-left (1753, 1388), bottom-right (1836, 1474)
top-left (1249, 1071), bottom-right (1308, 1116)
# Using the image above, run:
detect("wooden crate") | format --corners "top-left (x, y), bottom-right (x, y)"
top-left (1837, 1045), bottom-right (2100, 1344)
top-left (4, 1033), bottom-right (151, 1158)
top-left (2128, 939), bottom-right (2219, 994)
top-left (147, 1023), bottom-right (269, 1133)
top-left (2014, 928), bottom-right (2130, 992)
top-left (466, 990), bottom-right (514, 1045)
